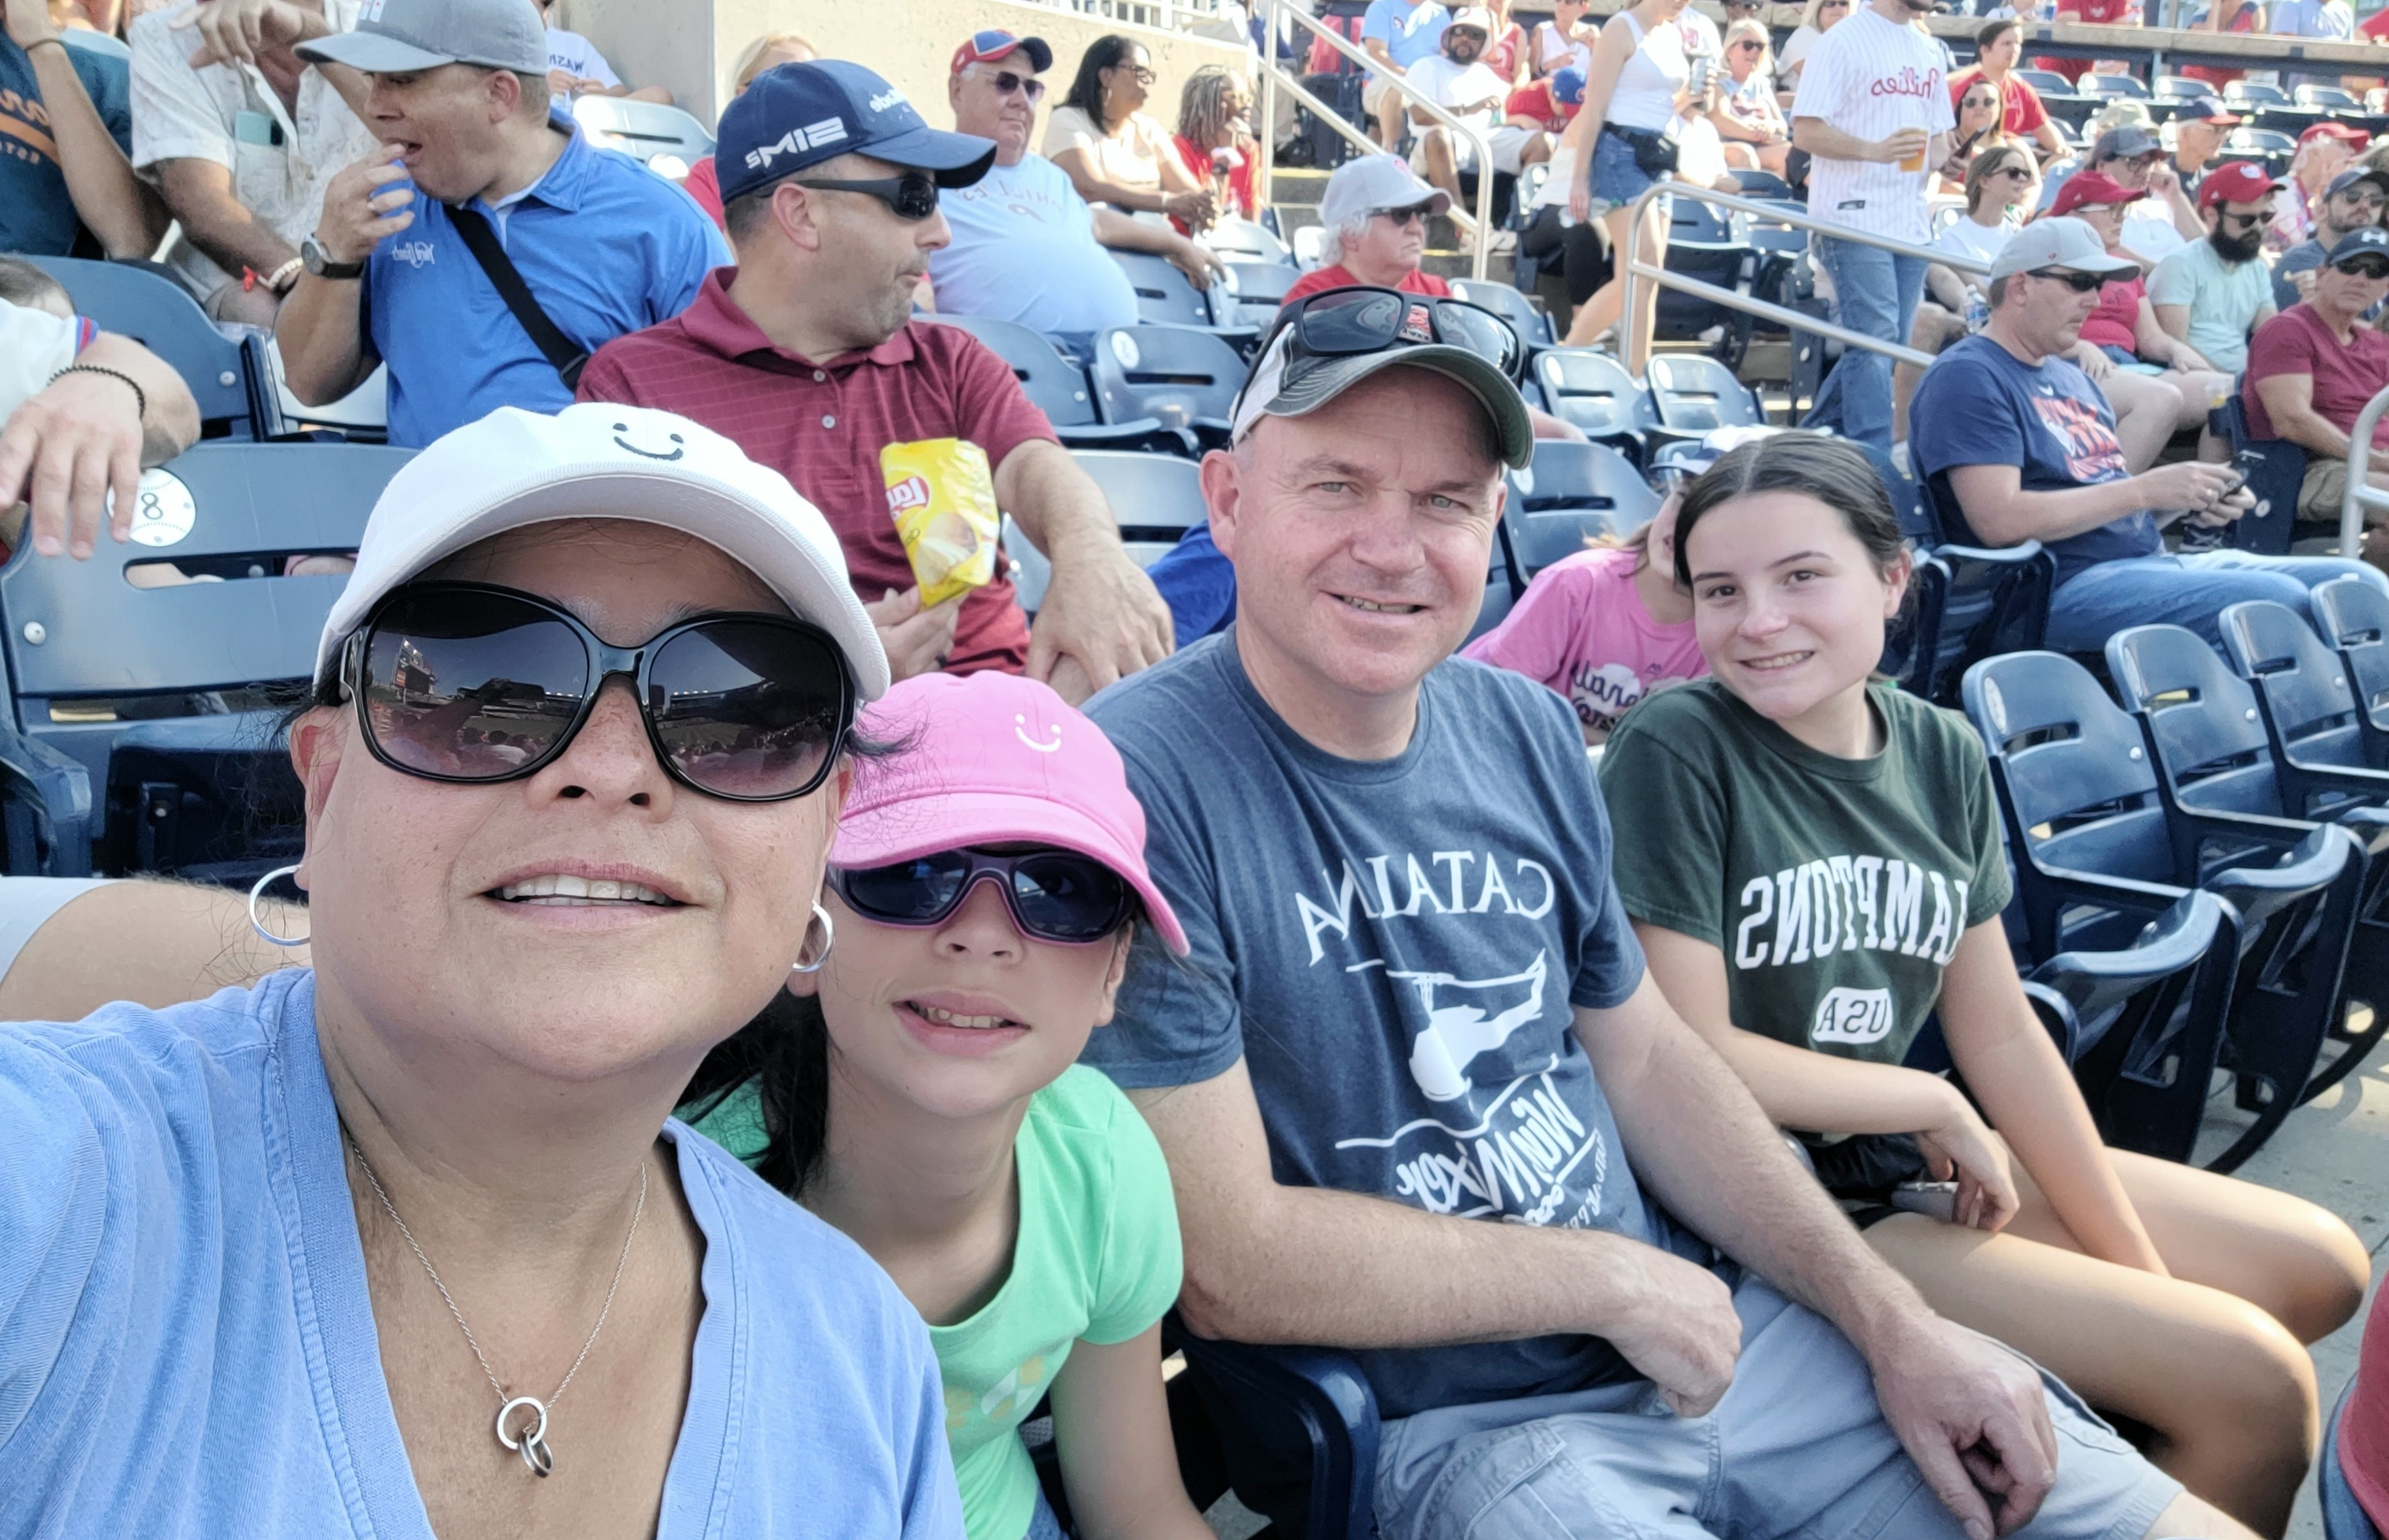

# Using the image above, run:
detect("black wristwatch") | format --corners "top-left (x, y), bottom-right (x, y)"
top-left (301, 234), bottom-right (365, 281)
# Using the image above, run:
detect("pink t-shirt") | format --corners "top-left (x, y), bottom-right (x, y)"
top-left (1462, 546), bottom-right (1709, 737)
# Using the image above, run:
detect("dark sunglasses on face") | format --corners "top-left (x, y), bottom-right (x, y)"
top-left (341, 582), bottom-right (855, 802)
top-left (1731, 39), bottom-right (1766, 52)
top-left (980, 69), bottom-right (1047, 100)
top-left (830, 849), bottom-right (1134, 943)
top-left (2028, 267), bottom-right (2109, 293)
top-left (2220, 208), bottom-right (2274, 229)
top-left (1375, 204), bottom-right (1430, 227)
top-left (2336, 258), bottom-right (2389, 279)
top-left (790, 167), bottom-right (942, 221)
top-left (1274, 284), bottom-right (1525, 381)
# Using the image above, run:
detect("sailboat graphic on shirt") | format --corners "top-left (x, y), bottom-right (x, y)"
top-left (1392, 951), bottom-right (1551, 1101)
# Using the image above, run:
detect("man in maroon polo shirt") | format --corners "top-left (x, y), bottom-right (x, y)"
top-left (577, 59), bottom-right (1171, 697)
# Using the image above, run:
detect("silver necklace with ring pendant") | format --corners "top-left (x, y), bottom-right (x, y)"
top-left (344, 1128), bottom-right (648, 1478)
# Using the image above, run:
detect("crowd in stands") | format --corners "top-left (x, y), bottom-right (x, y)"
top-left (18, 1), bottom-right (2389, 1539)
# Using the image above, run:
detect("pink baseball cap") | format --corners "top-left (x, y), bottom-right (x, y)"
top-left (833, 671), bottom-right (1189, 954)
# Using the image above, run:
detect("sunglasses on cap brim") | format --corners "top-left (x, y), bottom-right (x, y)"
top-left (338, 581), bottom-right (856, 802)
top-left (829, 849), bottom-right (1135, 943)
top-left (1265, 285), bottom-right (1525, 382)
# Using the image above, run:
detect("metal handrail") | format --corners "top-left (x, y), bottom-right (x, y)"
top-left (2339, 383), bottom-right (2389, 560)
top-left (1255, 0), bottom-right (1494, 281)
top-left (1616, 179), bottom-right (1992, 371)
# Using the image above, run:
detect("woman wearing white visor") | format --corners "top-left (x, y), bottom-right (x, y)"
top-left (0, 404), bottom-right (961, 1539)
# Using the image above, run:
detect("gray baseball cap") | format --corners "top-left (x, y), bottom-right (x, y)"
top-left (2090, 125), bottom-right (2163, 164)
top-left (298, 0), bottom-right (548, 74)
top-left (1987, 216), bottom-right (2140, 283)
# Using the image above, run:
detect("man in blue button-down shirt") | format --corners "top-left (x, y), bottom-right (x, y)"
top-left (274, 0), bottom-right (723, 447)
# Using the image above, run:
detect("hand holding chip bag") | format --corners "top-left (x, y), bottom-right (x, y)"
top-left (882, 438), bottom-right (1001, 608)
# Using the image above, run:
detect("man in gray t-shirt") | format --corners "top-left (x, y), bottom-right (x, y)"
top-left (1082, 300), bottom-right (2232, 1539)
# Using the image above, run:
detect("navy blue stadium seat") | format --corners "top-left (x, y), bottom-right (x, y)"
top-left (1067, 449), bottom-right (1211, 550)
top-left (0, 441), bottom-right (411, 882)
top-left (2213, 392), bottom-right (2306, 553)
top-left (1659, 207), bottom-right (1759, 367)
top-left (2223, 598), bottom-right (2389, 780)
top-left (2017, 69), bottom-right (2075, 93)
top-left (1166, 1315), bottom-right (1377, 1540)
top-left (2107, 623), bottom-right (2389, 1103)
top-left (1451, 278), bottom-right (1555, 349)
top-left (1107, 251), bottom-right (1259, 352)
top-left (1644, 354), bottom-right (1766, 436)
top-left (1730, 168), bottom-right (1794, 200)
top-left (2313, 576), bottom-right (2389, 735)
top-left (1885, 543), bottom-right (2054, 707)
top-left (2024, 890), bottom-right (2231, 1071)
top-left (1965, 650), bottom-right (2358, 1169)
top-left (1506, 440), bottom-right (1657, 578)
top-left (1086, 325), bottom-right (1248, 455)
top-left (28, 256), bottom-right (282, 441)
top-left (1532, 348), bottom-right (1654, 464)
top-left (2084, 74), bottom-right (2149, 98)
top-left (917, 314), bottom-right (1186, 455)
top-left (1218, 259), bottom-right (1305, 330)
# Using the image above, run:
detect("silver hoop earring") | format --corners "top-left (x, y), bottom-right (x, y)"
top-left (790, 902), bottom-right (834, 974)
top-left (248, 864), bottom-right (310, 948)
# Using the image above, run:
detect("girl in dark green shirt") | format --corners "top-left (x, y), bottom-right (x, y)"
top-left (1600, 434), bottom-right (2364, 1536)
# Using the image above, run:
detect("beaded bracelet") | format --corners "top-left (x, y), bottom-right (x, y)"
top-left (50, 364), bottom-right (148, 424)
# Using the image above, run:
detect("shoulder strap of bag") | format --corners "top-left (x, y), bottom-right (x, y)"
top-left (448, 205), bottom-right (588, 390)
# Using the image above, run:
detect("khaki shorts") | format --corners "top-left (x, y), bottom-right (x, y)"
top-left (1363, 75), bottom-right (1401, 122)
top-left (2297, 458), bottom-right (2389, 524)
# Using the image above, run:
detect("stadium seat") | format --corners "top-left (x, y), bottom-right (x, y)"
top-left (1451, 279), bottom-right (1555, 348)
top-left (2108, 623), bottom-right (2388, 1103)
top-left (1217, 259), bottom-right (1304, 329)
top-left (2298, 84), bottom-right (2365, 111)
top-left (1965, 649), bottom-right (2358, 1169)
top-left (1659, 205), bottom-right (1760, 367)
top-left (1108, 249), bottom-right (1253, 342)
top-left (1645, 354), bottom-right (1766, 435)
top-left (570, 95), bottom-right (714, 175)
top-left (2213, 394), bottom-right (2305, 554)
top-left (1506, 441), bottom-right (1657, 576)
top-left (0, 441), bottom-right (411, 883)
top-left (1068, 449), bottom-right (1210, 560)
top-left (1166, 1315), bottom-right (1377, 1540)
top-left (2017, 69), bottom-right (2075, 93)
top-left (2227, 80), bottom-right (2292, 107)
top-left (2084, 74), bottom-right (2149, 98)
top-left (2322, 1379), bottom-right (2384, 1540)
top-left (2222, 600), bottom-right (2389, 782)
top-left (27, 256), bottom-right (282, 441)
top-left (916, 314), bottom-right (1185, 454)
top-left (1086, 325), bottom-right (1247, 454)
top-left (2313, 576), bottom-right (2389, 735)
top-left (1887, 543), bottom-right (2053, 707)
top-left (1206, 216), bottom-right (1293, 265)
top-left (2025, 889), bottom-right (2232, 1077)
top-left (1533, 348), bottom-right (1654, 463)
top-left (2154, 75), bottom-right (2204, 100)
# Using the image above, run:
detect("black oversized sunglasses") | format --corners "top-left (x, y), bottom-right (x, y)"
top-left (1272, 285), bottom-right (1525, 381)
top-left (339, 582), bottom-right (855, 802)
top-left (2028, 267), bottom-right (2109, 293)
top-left (790, 167), bottom-right (941, 221)
top-left (978, 69), bottom-right (1047, 100)
top-left (829, 849), bottom-right (1134, 943)
top-left (2335, 257), bottom-right (2389, 280)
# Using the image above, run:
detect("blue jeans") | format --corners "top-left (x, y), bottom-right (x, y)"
top-left (2046, 551), bottom-right (2389, 651)
top-left (1804, 237), bottom-right (1929, 454)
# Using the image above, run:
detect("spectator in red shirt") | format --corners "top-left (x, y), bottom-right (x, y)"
top-left (2036, 0), bottom-right (2139, 86)
top-left (2341, 1289), bottom-right (2389, 1536)
top-left (1949, 20), bottom-right (2065, 159)
top-left (1280, 153), bottom-right (1458, 307)
top-left (2181, 0), bottom-right (2263, 89)
top-left (1504, 60), bottom-right (1583, 134)
top-left (578, 60), bottom-right (1174, 701)
top-left (1168, 65), bottom-right (1259, 230)
top-left (681, 30), bottom-right (818, 231)
top-left (2245, 227), bottom-right (2389, 564)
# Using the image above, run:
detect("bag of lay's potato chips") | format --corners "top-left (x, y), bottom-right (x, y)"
top-left (882, 438), bottom-right (1001, 608)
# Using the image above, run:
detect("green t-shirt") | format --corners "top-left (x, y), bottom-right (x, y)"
top-left (1597, 678), bottom-right (2011, 1066)
top-left (688, 1063), bottom-right (1183, 1540)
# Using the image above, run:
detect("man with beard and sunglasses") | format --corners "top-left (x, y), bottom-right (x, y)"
top-left (276, 0), bottom-right (725, 449)
top-left (1913, 217), bottom-right (2386, 651)
top-left (2272, 166), bottom-right (2389, 310)
top-left (929, 29), bottom-right (1223, 342)
top-left (1403, 8), bottom-right (1550, 251)
top-left (2149, 160), bottom-right (2282, 376)
top-left (577, 60), bottom-right (1174, 706)
top-left (2248, 228), bottom-right (2389, 563)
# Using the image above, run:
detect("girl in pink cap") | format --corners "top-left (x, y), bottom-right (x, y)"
top-left (681, 670), bottom-right (1208, 1540)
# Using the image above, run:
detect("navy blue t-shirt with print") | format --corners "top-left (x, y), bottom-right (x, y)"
top-left (1908, 334), bottom-right (2160, 589)
top-left (1082, 632), bottom-right (1688, 1421)
top-left (1, 35), bottom-right (133, 256)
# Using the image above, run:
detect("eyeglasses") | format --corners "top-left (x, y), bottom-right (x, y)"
top-left (1373, 204), bottom-right (1430, 227)
top-left (1272, 284), bottom-right (1525, 380)
top-left (789, 168), bottom-right (941, 221)
top-left (829, 849), bottom-right (1133, 943)
top-left (2219, 208), bottom-right (2275, 229)
top-left (974, 67), bottom-right (1047, 101)
top-left (2335, 258), bottom-right (2389, 279)
top-left (341, 583), bottom-right (855, 802)
top-left (2341, 193), bottom-right (2387, 210)
top-left (1113, 63), bottom-right (1157, 85)
top-left (2027, 267), bottom-right (2109, 292)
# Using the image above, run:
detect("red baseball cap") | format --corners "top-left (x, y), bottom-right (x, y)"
top-left (2299, 120), bottom-right (2370, 151)
top-left (832, 671), bottom-right (1189, 955)
top-left (950, 28), bottom-right (1053, 76)
top-left (2050, 170), bottom-right (2136, 216)
top-left (2198, 159), bottom-right (2284, 209)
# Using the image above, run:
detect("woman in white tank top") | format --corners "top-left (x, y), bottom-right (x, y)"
top-left (1553, 0), bottom-right (1695, 368)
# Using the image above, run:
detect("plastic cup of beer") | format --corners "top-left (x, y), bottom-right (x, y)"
top-left (1898, 143), bottom-right (1926, 172)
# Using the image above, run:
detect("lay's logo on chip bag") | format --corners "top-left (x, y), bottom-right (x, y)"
top-left (886, 474), bottom-right (931, 514)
